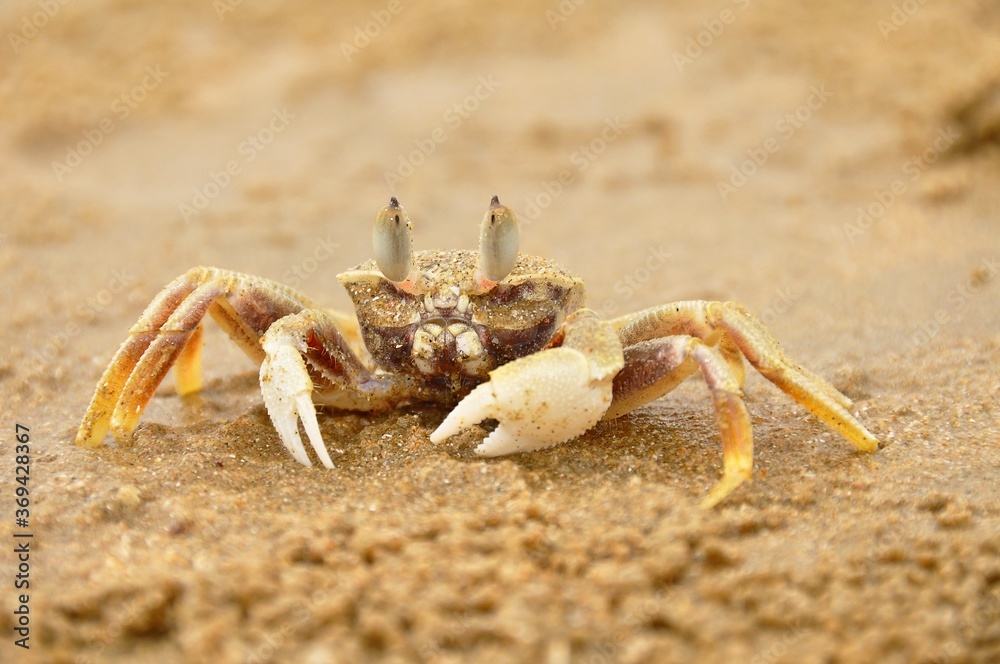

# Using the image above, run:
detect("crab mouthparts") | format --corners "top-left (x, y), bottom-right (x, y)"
top-left (411, 318), bottom-right (491, 378)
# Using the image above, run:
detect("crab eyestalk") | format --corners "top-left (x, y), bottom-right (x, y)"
top-left (475, 195), bottom-right (520, 285)
top-left (373, 197), bottom-right (415, 283)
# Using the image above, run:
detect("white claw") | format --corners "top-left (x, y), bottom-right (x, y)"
top-left (430, 347), bottom-right (614, 456)
top-left (429, 381), bottom-right (495, 443)
top-left (260, 340), bottom-right (335, 468)
top-left (296, 393), bottom-right (334, 468)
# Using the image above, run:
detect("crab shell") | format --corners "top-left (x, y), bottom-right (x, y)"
top-left (338, 250), bottom-right (585, 393)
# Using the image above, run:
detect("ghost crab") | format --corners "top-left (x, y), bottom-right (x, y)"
top-left (76, 196), bottom-right (878, 507)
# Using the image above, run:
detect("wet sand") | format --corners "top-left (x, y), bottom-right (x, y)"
top-left (1, 1), bottom-right (999, 662)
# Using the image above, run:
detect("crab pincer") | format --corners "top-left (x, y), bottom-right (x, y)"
top-left (431, 309), bottom-right (624, 455)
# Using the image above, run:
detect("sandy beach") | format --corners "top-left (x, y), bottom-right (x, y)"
top-left (1, 1), bottom-right (998, 662)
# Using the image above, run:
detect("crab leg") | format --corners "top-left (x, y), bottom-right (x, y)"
top-left (75, 267), bottom-right (320, 448)
top-left (258, 309), bottom-right (417, 467)
top-left (430, 308), bottom-right (625, 455)
top-left (173, 322), bottom-right (205, 395)
top-left (609, 299), bottom-right (879, 452)
top-left (605, 336), bottom-right (753, 508)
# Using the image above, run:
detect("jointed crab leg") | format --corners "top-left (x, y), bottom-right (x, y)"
top-left (613, 301), bottom-right (858, 403)
top-left (606, 300), bottom-right (878, 504)
top-left (75, 267), bottom-right (320, 448)
top-left (610, 300), bottom-right (876, 450)
top-left (606, 336), bottom-right (753, 508)
top-left (173, 322), bottom-right (205, 395)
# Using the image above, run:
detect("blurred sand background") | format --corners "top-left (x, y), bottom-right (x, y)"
top-left (1, 0), bottom-right (999, 662)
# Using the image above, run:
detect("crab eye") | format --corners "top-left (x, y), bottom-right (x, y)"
top-left (373, 197), bottom-right (415, 283)
top-left (477, 195), bottom-right (519, 282)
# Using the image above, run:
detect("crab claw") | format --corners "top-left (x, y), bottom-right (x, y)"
top-left (430, 346), bottom-right (616, 456)
top-left (259, 337), bottom-right (335, 469)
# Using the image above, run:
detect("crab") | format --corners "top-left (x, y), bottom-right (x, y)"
top-left (76, 196), bottom-right (879, 507)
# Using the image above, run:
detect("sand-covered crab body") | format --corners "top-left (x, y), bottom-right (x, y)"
top-left (340, 249), bottom-right (583, 394)
top-left (76, 197), bottom-right (878, 507)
